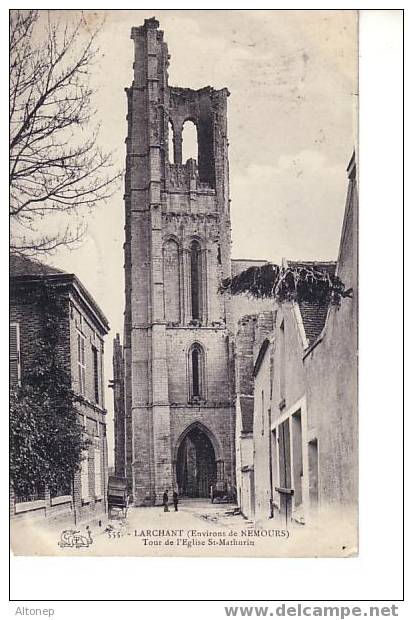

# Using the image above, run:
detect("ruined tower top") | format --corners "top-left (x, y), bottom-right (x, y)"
top-left (143, 16), bottom-right (159, 29)
top-left (126, 17), bottom-right (230, 194)
top-left (131, 16), bottom-right (160, 38)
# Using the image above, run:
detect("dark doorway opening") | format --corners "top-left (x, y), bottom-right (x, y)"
top-left (278, 419), bottom-right (292, 521)
top-left (176, 426), bottom-right (217, 497)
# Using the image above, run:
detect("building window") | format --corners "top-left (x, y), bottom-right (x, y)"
top-left (291, 410), bottom-right (303, 508)
top-left (94, 448), bottom-right (102, 498)
top-left (279, 321), bottom-right (286, 404)
top-left (87, 417), bottom-right (99, 437)
top-left (92, 345), bottom-right (99, 404)
top-left (81, 451), bottom-right (89, 501)
top-left (261, 390), bottom-right (265, 435)
top-left (190, 240), bottom-right (202, 321)
top-left (188, 342), bottom-right (205, 401)
top-left (10, 322), bottom-right (21, 387)
top-left (77, 332), bottom-right (86, 396)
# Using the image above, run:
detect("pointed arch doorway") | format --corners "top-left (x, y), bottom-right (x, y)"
top-left (176, 424), bottom-right (218, 498)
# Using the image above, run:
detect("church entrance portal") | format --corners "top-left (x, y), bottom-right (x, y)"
top-left (176, 426), bottom-right (217, 497)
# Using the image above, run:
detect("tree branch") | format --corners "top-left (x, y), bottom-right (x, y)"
top-left (10, 10), bottom-right (118, 256)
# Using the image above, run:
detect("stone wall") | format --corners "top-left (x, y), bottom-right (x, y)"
top-left (234, 311), bottom-right (274, 518)
top-left (303, 158), bottom-right (358, 509)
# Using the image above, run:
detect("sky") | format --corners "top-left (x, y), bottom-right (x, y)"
top-left (35, 9), bottom-right (358, 465)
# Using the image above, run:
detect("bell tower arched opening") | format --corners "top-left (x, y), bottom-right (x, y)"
top-left (182, 119), bottom-right (198, 163)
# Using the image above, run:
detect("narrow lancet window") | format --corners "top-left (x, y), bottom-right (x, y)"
top-left (189, 342), bottom-right (205, 401)
top-left (190, 240), bottom-right (202, 321)
top-left (168, 120), bottom-right (175, 163)
top-left (192, 347), bottom-right (200, 397)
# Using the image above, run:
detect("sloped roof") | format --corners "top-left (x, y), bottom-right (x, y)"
top-left (253, 336), bottom-right (271, 377)
top-left (287, 260), bottom-right (337, 347)
top-left (231, 259), bottom-right (268, 277)
top-left (10, 254), bottom-right (65, 277)
top-left (10, 254), bottom-right (109, 333)
top-left (239, 395), bottom-right (254, 434)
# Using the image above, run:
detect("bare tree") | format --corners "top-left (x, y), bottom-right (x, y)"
top-left (10, 10), bottom-right (121, 256)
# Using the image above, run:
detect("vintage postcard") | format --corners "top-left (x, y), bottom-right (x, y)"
top-left (10, 9), bottom-right (358, 558)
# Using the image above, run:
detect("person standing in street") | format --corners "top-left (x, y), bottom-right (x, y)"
top-left (173, 490), bottom-right (179, 512)
top-left (162, 489), bottom-right (169, 512)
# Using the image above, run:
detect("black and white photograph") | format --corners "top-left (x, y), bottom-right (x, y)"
top-left (10, 8), bottom-right (360, 559)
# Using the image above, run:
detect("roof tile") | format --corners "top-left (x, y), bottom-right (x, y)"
top-left (287, 260), bottom-right (337, 347)
top-left (10, 255), bottom-right (65, 277)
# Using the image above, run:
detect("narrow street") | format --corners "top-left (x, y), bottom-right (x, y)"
top-left (11, 499), bottom-right (255, 557)
top-left (103, 498), bottom-right (254, 552)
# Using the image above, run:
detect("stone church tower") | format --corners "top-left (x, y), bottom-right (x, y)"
top-left (116, 17), bottom-right (236, 506)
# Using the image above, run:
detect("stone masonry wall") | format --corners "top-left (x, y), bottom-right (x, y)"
top-left (123, 18), bottom-right (235, 505)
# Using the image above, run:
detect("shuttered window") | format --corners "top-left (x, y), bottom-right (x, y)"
top-left (81, 451), bottom-right (89, 501)
top-left (94, 448), bottom-right (102, 498)
top-left (92, 345), bottom-right (99, 404)
top-left (10, 323), bottom-right (21, 387)
top-left (77, 332), bottom-right (86, 395)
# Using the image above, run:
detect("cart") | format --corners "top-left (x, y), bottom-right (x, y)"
top-left (107, 476), bottom-right (129, 518)
top-left (210, 481), bottom-right (227, 503)
top-left (210, 481), bottom-right (237, 503)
